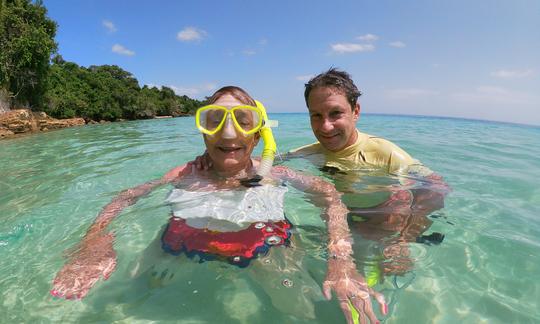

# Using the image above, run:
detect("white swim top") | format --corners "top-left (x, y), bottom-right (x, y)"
top-left (166, 183), bottom-right (288, 231)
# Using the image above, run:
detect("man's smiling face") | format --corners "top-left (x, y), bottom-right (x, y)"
top-left (307, 86), bottom-right (360, 152)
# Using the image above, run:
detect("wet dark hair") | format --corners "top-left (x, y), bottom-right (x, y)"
top-left (207, 86), bottom-right (256, 106)
top-left (304, 68), bottom-right (362, 110)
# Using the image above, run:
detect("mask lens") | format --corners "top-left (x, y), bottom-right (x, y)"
top-left (200, 108), bottom-right (226, 133)
top-left (233, 108), bottom-right (260, 133)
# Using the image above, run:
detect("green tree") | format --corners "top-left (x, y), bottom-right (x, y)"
top-left (0, 0), bottom-right (57, 109)
top-left (44, 59), bottom-right (205, 121)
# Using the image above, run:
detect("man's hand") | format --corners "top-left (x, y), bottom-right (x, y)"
top-left (323, 258), bottom-right (387, 324)
top-left (51, 232), bottom-right (116, 299)
top-left (193, 151), bottom-right (212, 170)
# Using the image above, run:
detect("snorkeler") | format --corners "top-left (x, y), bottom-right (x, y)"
top-left (51, 86), bottom-right (387, 324)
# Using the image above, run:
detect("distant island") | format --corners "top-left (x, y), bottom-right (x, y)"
top-left (0, 0), bottom-right (204, 139)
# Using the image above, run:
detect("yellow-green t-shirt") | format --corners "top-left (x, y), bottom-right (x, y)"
top-left (289, 130), bottom-right (432, 176)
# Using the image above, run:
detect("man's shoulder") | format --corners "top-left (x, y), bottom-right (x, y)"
top-left (289, 142), bottom-right (323, 156)
top-left (359, 132), bottom-right (419, 171)
top-left (362, 133), bottom-right (408, 154)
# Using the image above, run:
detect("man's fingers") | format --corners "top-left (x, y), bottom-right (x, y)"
top-left (194, 157), bottom-right (202, 170)
top-left (361, 300), bottom-right (378, 324)
top-left (322, 281), bottom-right (332, 300)
top-left (371, 289), bottom-right (387, 315)
top-left (205, 156), bottom-right (212, 170)
top-left (102, 258), bottom-right (117, 280)
top-left (339, 300), bottom-right (354, 324)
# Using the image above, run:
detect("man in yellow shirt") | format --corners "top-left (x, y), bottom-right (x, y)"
top-left (291, 68), bottom-right (431, 176)
top-left (292, 68), bottom-right (450, 277)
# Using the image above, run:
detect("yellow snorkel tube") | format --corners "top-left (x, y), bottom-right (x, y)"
top-left (255, 100), bottom-right (278, 178)
top-left (236, 100), bottom-right (278, 187)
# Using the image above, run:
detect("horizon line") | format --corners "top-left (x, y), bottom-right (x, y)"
top-left (268, 112), bottom-right (540, 129)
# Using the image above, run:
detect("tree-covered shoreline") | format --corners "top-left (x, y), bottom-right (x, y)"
top-left (44, 57), bottom-right (205, 122)
top-left (0, 0), bottom-right (204, 122)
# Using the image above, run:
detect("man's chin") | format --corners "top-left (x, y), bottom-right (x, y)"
top-left (319, 137), bottom-right (344, 152)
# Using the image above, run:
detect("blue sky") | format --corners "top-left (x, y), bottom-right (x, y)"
top-left (44, 0), bottom-right (540, 125)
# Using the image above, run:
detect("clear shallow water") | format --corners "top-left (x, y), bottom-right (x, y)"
top-left (1, 114), bottom-right (539, 323)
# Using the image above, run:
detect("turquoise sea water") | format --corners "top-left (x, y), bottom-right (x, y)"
top-left (1, 114), bottom-right (539, 323)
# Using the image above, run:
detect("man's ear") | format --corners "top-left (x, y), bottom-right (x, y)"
top-left (353, 102), bottom-right (360, 121)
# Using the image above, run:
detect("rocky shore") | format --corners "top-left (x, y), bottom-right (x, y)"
top-left (0, 109), bottom-right (86, 139)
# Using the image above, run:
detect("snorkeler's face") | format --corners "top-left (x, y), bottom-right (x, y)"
top-left (203, 94), bottom-right (260, 173)
top-left (307, 87), bottom-right (360, 152)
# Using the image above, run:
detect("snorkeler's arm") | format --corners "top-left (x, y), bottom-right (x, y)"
top-left (271, 166), bottom-right (387, 324)
top-left (51, 163), bottom-right (192, 300)
top-left (84, 163), bottom-right (191, 240)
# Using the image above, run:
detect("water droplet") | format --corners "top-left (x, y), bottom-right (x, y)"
top-left (282, 279), bottom-right (293, 288)
top-left (265, 235), bottom-right (282, 245)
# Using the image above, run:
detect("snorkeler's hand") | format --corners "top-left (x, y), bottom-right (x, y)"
top-left (50, 232), bottom-right (116, 300)
top-left (194, 150), bottom-right (212, 170)
top-left (323, 259), bottom-right (387, 324)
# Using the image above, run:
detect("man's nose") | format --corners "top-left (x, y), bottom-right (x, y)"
top-left (320, 118), bottom-right (333, 131)
top-left (221, 115), bottom-right (237, 139)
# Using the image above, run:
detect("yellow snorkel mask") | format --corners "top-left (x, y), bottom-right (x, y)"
top-left (195, 100), bottom-right (278, 184)
top-left (195, 104), bottom-right (264, 136)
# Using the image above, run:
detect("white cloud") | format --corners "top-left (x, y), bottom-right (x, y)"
top-left (490, 69), bottom-right (534, 79)
top-left (331, 43), bottom-right (375, 54)
top-left (177, 27), bottom-right (207, 42)
top-left (295, 75), bottom-right (314, 82)
top-left (242, 49), bottom-right (257, 56)
top-left (386, 88), bottom-right (439, 99)
top-left (453, 86), bottom-right (538, 105)
top-left (357, 34), bottom-right (379, 42)
top-left (111, 44), bottom-right (135, 56)
top-left (389, 41), bottom-right (406, 48)
top-left (167, 83), bottom-right (217, 97)
top-left (102, 20), bottom-right (117, 33)
top-left (258, 38), bottom-right (268, 46)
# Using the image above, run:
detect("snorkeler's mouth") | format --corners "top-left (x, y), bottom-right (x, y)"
top-left (218, 146), bottom-right (243, 153)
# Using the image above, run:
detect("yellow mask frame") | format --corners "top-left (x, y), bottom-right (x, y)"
top-left (195, 105), bottom-right (263, 136)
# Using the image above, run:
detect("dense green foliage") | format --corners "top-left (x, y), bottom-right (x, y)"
top-left (0, 0), bottom-right (57, 108)
top-left (43, 58), bottom-right (204, 121)
top-left (1, 0), bottom-right (203, 121)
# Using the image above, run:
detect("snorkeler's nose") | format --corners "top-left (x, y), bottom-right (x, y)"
top-left (221, 116), bottom-right (238, 139)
